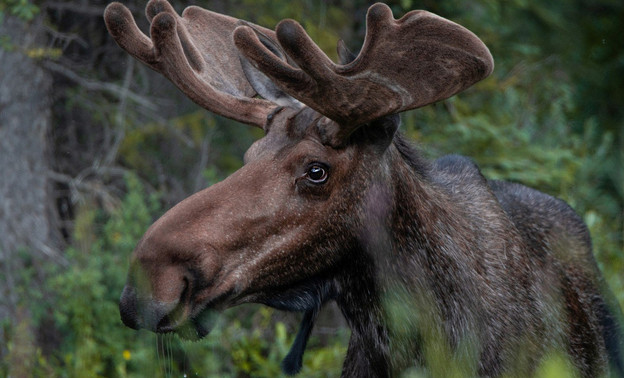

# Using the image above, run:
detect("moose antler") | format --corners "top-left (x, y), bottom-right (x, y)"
top-left (104, 0), bottom-right (280, 128)
top-left (105, 1), bottom-right (492, 136)
top-left (234, 3), bottom-right (494, 137)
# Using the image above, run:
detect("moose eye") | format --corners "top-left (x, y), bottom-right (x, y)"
top-left (306, 164), bottom-right (329, 184)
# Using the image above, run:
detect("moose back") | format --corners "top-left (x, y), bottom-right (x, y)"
top-left (104, 1), bottom-right (623, 376)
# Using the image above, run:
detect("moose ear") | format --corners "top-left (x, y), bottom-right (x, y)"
top-left (237, 23), bottom-right (304, 109)
top-left (357, 114), bottom-right (401, 151)
top-left (325, 113), bottom-right (400, 151)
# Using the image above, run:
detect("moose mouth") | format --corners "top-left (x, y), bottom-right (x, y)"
top-left (154, 284), bottom-right (226, 341)
top-left (119, 283), bottom-right (223, 341)
top-left (161, 307), bottom-right (220, 341)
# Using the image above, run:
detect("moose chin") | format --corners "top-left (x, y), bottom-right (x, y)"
top-left (104, 1), bottom-right (623, 376)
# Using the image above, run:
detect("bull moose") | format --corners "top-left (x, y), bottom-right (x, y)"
top-left (104, 1), bottom-right (623, 376)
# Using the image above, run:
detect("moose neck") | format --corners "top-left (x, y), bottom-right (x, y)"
top-left (334, 135), bottom-right (488, 376)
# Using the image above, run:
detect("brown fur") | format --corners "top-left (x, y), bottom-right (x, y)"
top-left (105, 1), bottom-right (623, 376)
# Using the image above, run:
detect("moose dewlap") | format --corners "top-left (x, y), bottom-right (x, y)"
top-left (104, 1), bottom-right (623, 376)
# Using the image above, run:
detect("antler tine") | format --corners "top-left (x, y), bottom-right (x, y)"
top-left (273, 20), bottom-right (336, 84)
top-left (104, 2), bottom-right (157, 68)
top-left (234, 2), bottom-right (494, 139)
top-left (104, 0), bottom-right (278, 128)
top-left (233, 25), bottom-right (309, 90)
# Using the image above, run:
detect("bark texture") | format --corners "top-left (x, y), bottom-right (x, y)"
top-left (0, 15), bottom-right (56, 358)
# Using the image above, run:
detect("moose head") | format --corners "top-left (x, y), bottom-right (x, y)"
top-left (105, 1), bottom-right (622, 376)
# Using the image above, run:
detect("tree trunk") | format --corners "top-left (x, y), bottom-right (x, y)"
top-left (0, 15), bottom-right (58, 363)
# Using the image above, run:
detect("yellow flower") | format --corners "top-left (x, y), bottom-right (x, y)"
top-left (112, 232), bottom-right (122, 244)
top-left (122, 350), bottom-right (131, 361)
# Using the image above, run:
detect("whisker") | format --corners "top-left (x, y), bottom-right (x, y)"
top-left (167, 334), bottom-right (173, 377)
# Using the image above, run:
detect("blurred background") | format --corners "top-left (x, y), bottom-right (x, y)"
top-left (0, 0), bottom-right (622, 376)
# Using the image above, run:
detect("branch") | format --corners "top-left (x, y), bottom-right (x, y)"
top-left (101, 55), bottom-right (135, 168)
top-left (42, 60), bottom-right (156, 110)
top-left (193, 130), bottom-right (215, 192)
top-left (47, 170), bottom-right (123, 212)
top-left (45, 2), bottom-right (112, 17)
top-left (42, 24), bottom-right (88, 50)
top-left (34, 240), bottom-right (69, 267)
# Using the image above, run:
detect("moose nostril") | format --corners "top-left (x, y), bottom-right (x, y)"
top-left (119, 276), bottom-right (191, 333)
top-left (119, 286), bottom-right (140, 330)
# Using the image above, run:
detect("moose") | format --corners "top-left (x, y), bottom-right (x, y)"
top-left (104, 1), bottom-right (623, 376)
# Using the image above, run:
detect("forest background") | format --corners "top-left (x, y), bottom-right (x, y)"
top-left (0, 0), bottom-right (622, 376)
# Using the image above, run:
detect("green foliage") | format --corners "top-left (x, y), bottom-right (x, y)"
top-left (213, 307), bottom-right (346, 377)
top-left (230, 0), bottom-right (346, 61)
top-left (119, 110), bottom-right (258, 192)
top-left (0, 0), bottom-right (39, 22)
top-left (533, 354), bottom-right (581, 378)
top-left (39, 174), bottom-right (162, 377)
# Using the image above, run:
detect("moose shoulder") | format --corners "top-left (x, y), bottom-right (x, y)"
top-left (104, 1), bottom-right (623, 376)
